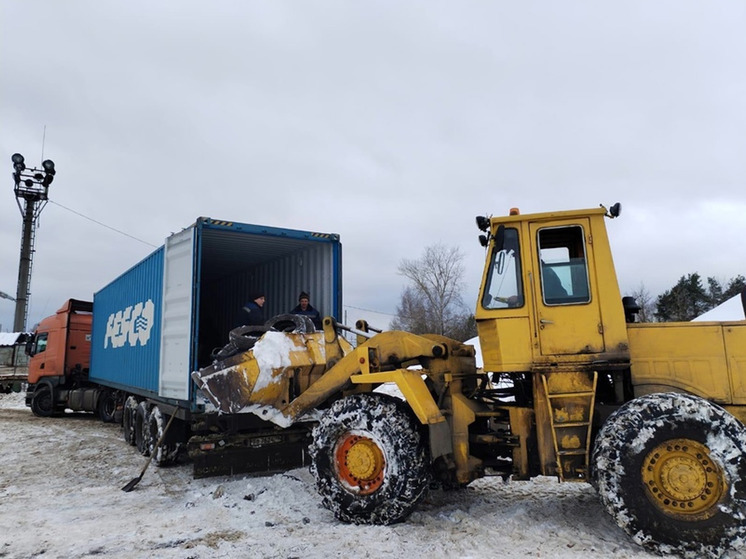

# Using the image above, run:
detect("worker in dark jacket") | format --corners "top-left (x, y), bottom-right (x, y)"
top-left (239, 291), bottom-right (266, 327)
top-left (290, 291), bottom-right (322, 329)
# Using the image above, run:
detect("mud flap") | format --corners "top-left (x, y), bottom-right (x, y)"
top-left (187, 427), bottom-right (312, 478)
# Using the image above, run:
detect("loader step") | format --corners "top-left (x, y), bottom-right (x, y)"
top-left (540, 372), bottom-right (598, 482)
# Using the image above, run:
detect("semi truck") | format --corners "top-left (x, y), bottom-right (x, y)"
top-left (25, 216), bottom-right (343, 472)
top-left (26, 204), bottom-right (746, 559)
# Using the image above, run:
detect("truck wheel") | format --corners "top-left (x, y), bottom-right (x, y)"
top-left (122, 396), bottom-right (138, 445)
top-left (147, 406), bottom-right (180, 466)
top-left (309, 393), bottom-right (430, 525)
top-left (97, 391), bottom-right (117, 423)
top-left (135, 401), bottom-right (151, 456)
top-left (30, 385), bottom-right (55, 417)
top-left (592, 392), bottom-right (746, 558)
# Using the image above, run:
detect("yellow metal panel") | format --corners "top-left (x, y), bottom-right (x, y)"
top-left (628, 323), bottom-right (732, 403)
top-left (349, 370), bottom-right (445, 424)
top-left (476, 317), bottom-right (533, 372)
top-left (724, 325), bottom-right (746, 404)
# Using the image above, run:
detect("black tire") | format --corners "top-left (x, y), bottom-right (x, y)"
top-left (592, 392), bottom-right (746, 558)
top-left (96, 390), bottom-right (117, 423)
top-left (122, 396), bottom-right (138, 446)
top-left (134, 401), bottom-right (151, 456)
top-left (147, 406), bottom-right (180, 467)
top-left (228, 325), bottom-right (272, 351)
top-left (309, 393), bottom-right (430, 525)
top-left (265, 314), bottom-right (315, 333)
top-left (30, 385), bottom-right (55, 417)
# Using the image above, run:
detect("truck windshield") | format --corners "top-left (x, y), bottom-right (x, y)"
top-left (482, 227), bottom-right (524, 309)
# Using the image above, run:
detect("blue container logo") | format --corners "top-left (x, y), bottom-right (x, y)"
top-left (104, 299), bottom-right (156, 349)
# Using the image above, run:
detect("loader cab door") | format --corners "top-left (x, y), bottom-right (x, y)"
top-left (530, 220), bottom-right (605, 357)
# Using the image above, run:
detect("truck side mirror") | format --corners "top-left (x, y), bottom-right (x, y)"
top-left (25, 334), bottom-right (36, 356)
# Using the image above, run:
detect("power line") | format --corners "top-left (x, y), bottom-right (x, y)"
top-left (49, 200), bottom-right (158, 248)
top-left (344, 304), bottom-right (397, 318)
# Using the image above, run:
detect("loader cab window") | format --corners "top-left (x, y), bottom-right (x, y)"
top-left (482, 227), bottom-right (524, 309)
top-left (537, 225), bottom-right (590, 305)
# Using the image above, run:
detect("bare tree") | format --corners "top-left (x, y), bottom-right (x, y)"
top-left (628, 283), bottom-right (656, 323)
top-left (391, 244), bottom-right (475, 340)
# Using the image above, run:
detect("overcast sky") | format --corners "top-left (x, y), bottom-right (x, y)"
top-left (1, 1), bottom-right (744, 332)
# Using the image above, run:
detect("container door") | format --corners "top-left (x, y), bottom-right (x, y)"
top-left (529, 220), bottom-right (605, 357)
top-left (159, 227), bottom-right (195, 400)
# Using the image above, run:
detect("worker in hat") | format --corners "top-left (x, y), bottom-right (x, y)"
top-left (239, 290), bottom-right (266, 327)
top-left (289, 291), bottom-right (322, 329)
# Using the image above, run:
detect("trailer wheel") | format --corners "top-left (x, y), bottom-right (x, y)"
top-left (122, 396), bottom-right (138, 445)
top-left (147, 406), bottom-right (180, 466)
top-left (135, 401), bottom-right (151, 456)
top-left (592, 392), bottom-right (746, 559)
top-left (30, 385), bottom-right (55, 417)
top-left (309, 393), bottom-right (430, 525)
top-left (96, 390), bottom-right (117, 423)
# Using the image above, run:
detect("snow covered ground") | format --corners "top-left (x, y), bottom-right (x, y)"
top-left (0, 392), bottom-right (669, 559)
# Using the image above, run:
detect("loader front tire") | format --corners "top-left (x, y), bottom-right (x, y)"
top-left (310, 393), bottom-right (430, 525)
top-left (592, 392), bottom-right (746, 559)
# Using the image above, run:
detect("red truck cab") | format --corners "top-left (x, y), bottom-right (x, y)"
top-left (25, 299), bottom-right (110, 418)
top-left (28, 299), bottom-right (92, 384)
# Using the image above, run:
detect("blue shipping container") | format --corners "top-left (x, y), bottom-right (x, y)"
top-left (90, 217), bottom-right (342, 410)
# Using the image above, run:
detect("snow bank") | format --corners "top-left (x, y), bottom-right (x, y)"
top-left (693, 295), bottom-right (745, 321)
top-left (0, 392), bottom-right (668, 559)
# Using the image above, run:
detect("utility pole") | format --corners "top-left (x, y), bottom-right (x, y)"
top-left (10, 153), bottom-right (56, 332)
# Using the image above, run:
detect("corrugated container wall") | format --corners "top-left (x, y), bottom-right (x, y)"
top-left (90, 248), bottom-right (164, 395)
top-left (89, 218), bottom-right (342, 410)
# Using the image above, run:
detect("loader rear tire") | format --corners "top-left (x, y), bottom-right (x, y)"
top-left (309, 393), bottom-right (430, 525)
top-left (591, 392), bottom-right (746, 559)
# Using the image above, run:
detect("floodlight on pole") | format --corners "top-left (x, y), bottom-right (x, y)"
top-left (10, 152), bottom-right (56, 332)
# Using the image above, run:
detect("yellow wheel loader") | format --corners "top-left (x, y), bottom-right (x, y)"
top-left (192, 204), bottom-right (746, 559)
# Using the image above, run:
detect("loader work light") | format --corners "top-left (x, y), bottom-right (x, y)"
top-left (476, 216), bottom-right (490, 232)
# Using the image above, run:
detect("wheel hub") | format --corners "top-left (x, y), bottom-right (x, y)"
top-left (335, 434), bottom-right (385, 495)
top-left (642, 438), bottom-right (725, 520)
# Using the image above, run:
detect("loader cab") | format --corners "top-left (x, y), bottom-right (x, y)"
top-left (475, 206), bottom-right (630, 373)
